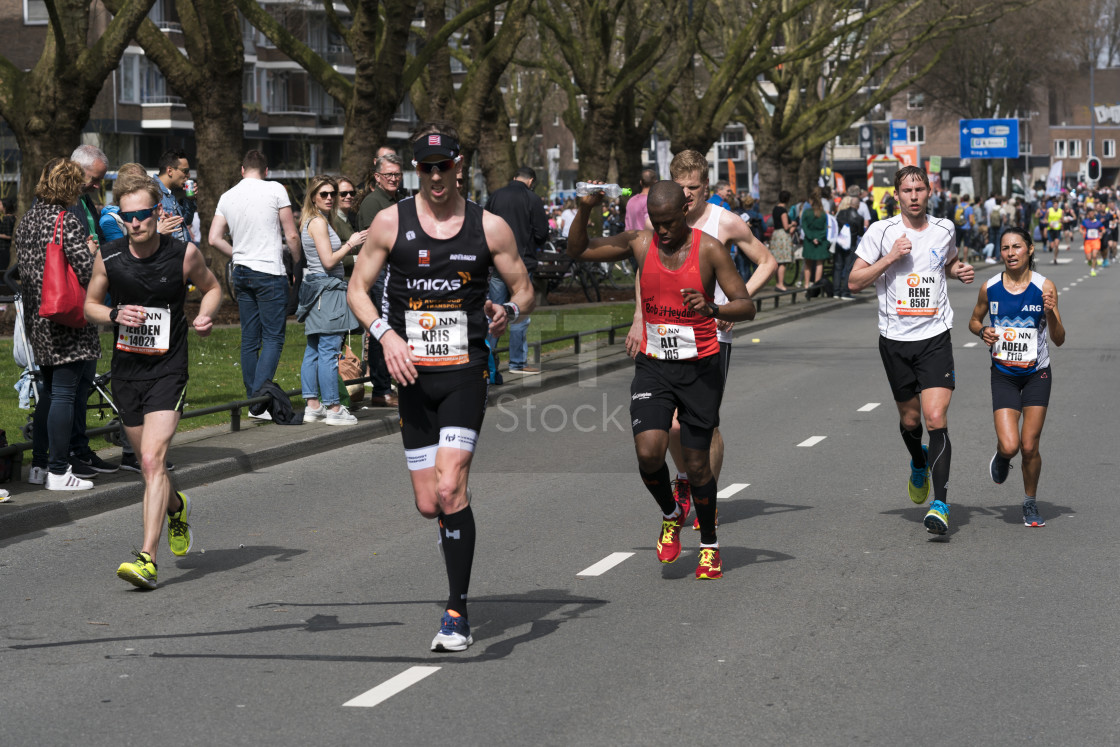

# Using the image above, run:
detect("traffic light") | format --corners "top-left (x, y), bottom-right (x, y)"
top-left (1087, 156), bottom-right (1102, 182)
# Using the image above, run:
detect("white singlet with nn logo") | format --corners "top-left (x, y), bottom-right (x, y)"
top-left (115, 306), bottom-right (171, 355)
top-left (992, 326), bottom-right (1038, 368)
top-left (644, 323), bottom-right (699, 360)
top-left (856, 215), bottom-right (958, 341)
top-left (405, 309), bottom-right (469, 366)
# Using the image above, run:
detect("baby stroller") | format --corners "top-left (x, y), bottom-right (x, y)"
top-left (5, 265), bottom-right (124, 445)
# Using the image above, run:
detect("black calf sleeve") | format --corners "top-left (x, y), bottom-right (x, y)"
top-left (692, 478), bottom-right (718, 545)
top-left (900, 422), bottom-right (926, 467)
top-left (438, 505), bottom-right (475, 616)
top-left (927, 428), bottom-right (951, 504)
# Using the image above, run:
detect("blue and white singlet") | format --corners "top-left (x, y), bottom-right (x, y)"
top-left (985, 271), bottom-right (1050, 375)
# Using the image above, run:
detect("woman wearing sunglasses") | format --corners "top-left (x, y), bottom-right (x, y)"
top-left (295, 175), bottom-right (368, 425)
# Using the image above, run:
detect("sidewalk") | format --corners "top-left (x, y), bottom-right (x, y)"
top-left (0, 292), bottom-right (862, 541)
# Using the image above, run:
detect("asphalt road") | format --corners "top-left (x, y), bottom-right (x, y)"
top-left (3, 250), bottom-right (1118, 746)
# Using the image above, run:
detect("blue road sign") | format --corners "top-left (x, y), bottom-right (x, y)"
top-left (959, 119), bottom-right (1020, 159)
top-left (890, 119), bottom-right (907, 146)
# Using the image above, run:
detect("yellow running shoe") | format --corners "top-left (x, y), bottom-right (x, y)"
top-left (908, 445), bottom-right (930, 504)
top-left (167, 492), bottom-right (193, 556)
top-left (117, 551), bottom-right (158, 589)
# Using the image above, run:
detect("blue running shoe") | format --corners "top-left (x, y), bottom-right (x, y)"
top-left (1022, 499), bottom-right (1045, 527)
top-left (430, 610), bottom-right (473, 652)
top-left (989, 452), bottom-right (1012, 485)
top-left (908, 445), bottom-right (930, 504)
top-left (924, 500), bottom-right (950, 535)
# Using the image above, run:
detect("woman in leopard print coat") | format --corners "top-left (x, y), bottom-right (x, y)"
top-left (15, 158), bottom-right (100, 488)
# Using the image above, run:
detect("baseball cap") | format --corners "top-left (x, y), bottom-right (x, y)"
top-left (412, 132), bottom-right (460, 162)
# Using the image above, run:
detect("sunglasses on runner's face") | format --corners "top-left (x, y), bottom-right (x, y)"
top-left (416, 159), bottom-right (457, 174)
top-left (120, 207), bottom-right (156, 223)
top-left (318, 190), bottom-right (336, 199)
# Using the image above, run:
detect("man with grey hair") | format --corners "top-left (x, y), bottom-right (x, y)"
top-left (357, 151), bottom-right (405, 407)
top-left (70, 144), bottom-right (109, 249)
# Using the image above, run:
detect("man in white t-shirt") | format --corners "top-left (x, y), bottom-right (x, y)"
top-left (208, 150), bottom-right (302, 401)
top-left (848, 165), bottom-right (975, 536)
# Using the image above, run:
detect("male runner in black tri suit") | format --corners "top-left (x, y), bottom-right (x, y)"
top-left (347, 122), bottom-right (534, 652)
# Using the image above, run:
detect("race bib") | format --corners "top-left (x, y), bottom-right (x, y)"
top-left (115, 306), bottom-right (170, 355)
top-left (406, 310), bottom-right (468, 366)
top-left (1087, 228), bottom-right (1100, 239)
top-left (992, 326), bottom-right (1037, 368)
top-left (644, 322), bottom-right (698, 360)
top-left (893, 273), bottom-right (942, 316)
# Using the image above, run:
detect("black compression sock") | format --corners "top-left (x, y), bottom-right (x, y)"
top-left (639, 462), bottom-right (678, 516)
top-left (692, 478), bottom-right (718, 545)
top-left (438, 505), bottom-right (475, 616)
top-left (928, 428), bottom-right (951, 504)
top-left (900, 422), bottom-right (926, 467)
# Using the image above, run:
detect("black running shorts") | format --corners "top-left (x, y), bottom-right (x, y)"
top-left (991, 365), bottom-right (1051, 411)
top-left (631, 353), bottom-right (725, 450)
top-left (112, 372), bottom-right (189, 427)
top-left (877, 331), bottom-right (956, 402)
top-left (398, 367), bottom-right (489, 470)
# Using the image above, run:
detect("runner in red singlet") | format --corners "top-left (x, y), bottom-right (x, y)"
top-left (567, 181), bottom-right (754, 580)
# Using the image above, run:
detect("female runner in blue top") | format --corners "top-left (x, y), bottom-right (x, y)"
top-left (968, 227), bottom-right (1066, 527)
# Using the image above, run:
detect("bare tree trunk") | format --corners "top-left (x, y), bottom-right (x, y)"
top-left (476, 90), bottom-right (517, 193)
top-left (191, 88), bottom-right (245, 268)
top-left (756, 150), bottom-right (784, 213)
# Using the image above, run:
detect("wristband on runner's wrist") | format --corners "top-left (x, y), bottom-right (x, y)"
top-left (370, 317), bottom-right (390, 341)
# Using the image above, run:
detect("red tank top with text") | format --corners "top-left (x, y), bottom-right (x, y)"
top-left (640, 228), bottom-right (719, 360)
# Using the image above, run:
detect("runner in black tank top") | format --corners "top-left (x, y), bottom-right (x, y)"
top-left (347, 123), bottom-right (535, 652)
top-left (85, 180), bottom-right (222, 590)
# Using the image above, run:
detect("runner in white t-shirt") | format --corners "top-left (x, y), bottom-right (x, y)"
top-left (628, 150), bottom-right (777, 529)
top-left (849, 165), bottom-right (975, 536)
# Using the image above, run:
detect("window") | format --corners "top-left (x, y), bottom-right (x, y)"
top-left (119, 55), bottom-right (140, 104)
top-left (24, 0), bottom-right (48, 24)
top-left (906, 91), bottom-right (924, 110)
top-left (908, 125), bottom-right (925, 144)
top-left (1104, 140), bottom-right (1116, 158)
top-left (1054, 140), bottom-right (1067, 158)
top-left (1068, 139), bottom-right (1082, 159)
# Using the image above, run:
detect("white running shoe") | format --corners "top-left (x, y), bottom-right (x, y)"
top-left (0, 488), bottom-right (10, 502)
top-left (303, 405), bottom-right (326, 422)
top-left (324, 405), bottom-right (357, 426)
top-left (46, 468), bottom-right (94, 491)
top-left (28, 466), bottom-right (47, 485)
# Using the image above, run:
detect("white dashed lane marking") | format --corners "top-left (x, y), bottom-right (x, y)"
top-left (718, 483), bottom-right (749, 498)
top-left (577, 552), bottom-right (634, 577)
top-left (963, 342), bottom-right (978, 348)
top-left (797, 436), bottom-right (827, 447)
top-left (343, 666), bottom-right (441, 708)
top-left (857, 402), bottom-right (880, 412)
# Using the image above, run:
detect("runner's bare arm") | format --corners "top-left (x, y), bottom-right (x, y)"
top-left (1042, 278), bottom-right (1065, 346)
top-left (83, 251), bottom-right (113, 325)
top-left (721, 212), bottom-right (777, 297)
top-left (681, 234), bottom-right (754, 322)
top-left (626, 269), bottom-right (643, 358)
top-left (347, 206), bottom-right (420, 386)
top-left (848, 234), bottom-right (911, 292)
top-left (567, 194), bottom-right (641, 262)
top-left (186, 242), bottom-right (222, 337)
top-left (945, 254), bottom-right (975, 284)
top-left (967, 284), bottom-right (998, 346)
top-left (485, 211), bottom-right (536, 337)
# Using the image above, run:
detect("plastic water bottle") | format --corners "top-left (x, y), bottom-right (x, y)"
top-left (576, 182), bottom-right (632, 198)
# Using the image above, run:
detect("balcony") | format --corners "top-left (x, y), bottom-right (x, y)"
top-left (141, 96), bottom-right (193, 130)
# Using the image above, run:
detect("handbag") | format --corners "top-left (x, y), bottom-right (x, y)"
top-left (39, 211), bottom-right (88, 328)
top-left (338, 335), bottom-right (364, 404)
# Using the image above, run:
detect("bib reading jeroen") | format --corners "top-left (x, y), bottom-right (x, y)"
top-left (115, 306), bottom-right (171, 355)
